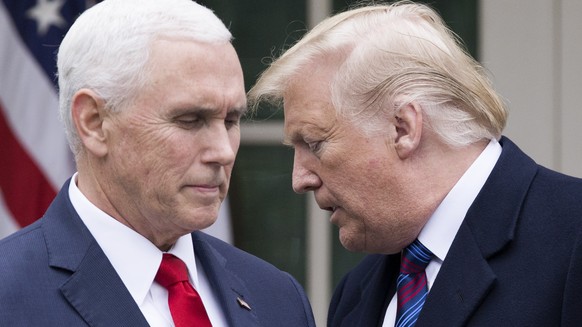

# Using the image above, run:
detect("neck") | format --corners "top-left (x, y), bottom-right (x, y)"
top-left (411, 138), bottom-right (489, 224)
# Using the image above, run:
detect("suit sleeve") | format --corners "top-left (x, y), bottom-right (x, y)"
top-left (284, 272), bottom-right (316, 327)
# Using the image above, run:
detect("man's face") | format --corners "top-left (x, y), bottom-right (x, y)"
top-left (283, 61), bottom-right (422, 254)
top-left (101, 40), bottom-right (246, 247)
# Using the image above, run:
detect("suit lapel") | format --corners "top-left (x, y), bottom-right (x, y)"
top-left (339, 255), bottom-right (400, 327)
top-left (43, 180), bottom-right (148, 327)
top-left (192, 232), bottom-right (260, 327)
top-left (417, 224), bottom-right (496, 327)
top-left (418, 137), bottom-right (538, 326)
top-left (59, 242), bottom-right (150, 326)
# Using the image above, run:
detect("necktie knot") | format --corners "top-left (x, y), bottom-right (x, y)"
top-left (399, 239), bottom-right (433, 275)
top-left (155, 253), bottom-right (212, 327)
top-left (155, 253), bottom-right (190, 288)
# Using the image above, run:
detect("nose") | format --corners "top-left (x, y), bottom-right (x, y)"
top-left (292, 148), bottom-right (321, 193)
top-left (202, 123), bottom-right (238, 166)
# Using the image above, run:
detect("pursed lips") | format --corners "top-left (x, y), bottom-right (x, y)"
top-left (183, 181), bottom-right (223, 194)
top-left (193, 185), bottom-right (220, 191)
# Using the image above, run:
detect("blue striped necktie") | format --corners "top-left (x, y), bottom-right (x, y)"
top-left (395, 239), bottom-right (434, 327)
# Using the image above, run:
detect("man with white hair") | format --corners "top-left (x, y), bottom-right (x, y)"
top-left (0, 0), bottom-right (315, 326)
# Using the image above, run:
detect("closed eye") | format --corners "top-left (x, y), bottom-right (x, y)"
top-left (174, 115), bottom-right (203, 129)
top-left (307, 141), bottom-right (323, 153)
top-left (225, 117), bottom-right (240, 130)
top-left (225, 110), bottom-right (243, 130)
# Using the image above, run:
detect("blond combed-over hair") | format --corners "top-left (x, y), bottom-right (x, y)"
top-left (248, 1), bottom-right (508, 147)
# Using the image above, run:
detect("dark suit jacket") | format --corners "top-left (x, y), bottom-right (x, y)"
top-left (0, 180), bottom-right (316, 327)
top-left (328, 137), bottom-right (582, 327)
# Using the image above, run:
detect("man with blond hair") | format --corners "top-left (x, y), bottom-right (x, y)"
top-left (249, 2), bottom-right (582, 326)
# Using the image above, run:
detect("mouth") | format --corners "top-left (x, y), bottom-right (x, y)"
top-left (314, 194), bottom-right (338, 215)
top-left (185, 184), bottom-right (221, 195)
top-left (322, 206), bottom-right (337, 213)
top-left (197, 185), bottom-right (219, 191)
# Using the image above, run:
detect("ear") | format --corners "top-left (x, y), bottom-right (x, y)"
top-left (393, 101), bottom-right (423, 159)
top-left (71, 89), bottom-right (109, 157)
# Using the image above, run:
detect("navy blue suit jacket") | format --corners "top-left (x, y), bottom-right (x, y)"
top-left (328, 137), bottom-right (582, 326)
top-left (0, 180), bottom-right (315, 327)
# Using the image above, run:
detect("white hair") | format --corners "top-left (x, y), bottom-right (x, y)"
top-left (57, 0), bottom-right (232, 156)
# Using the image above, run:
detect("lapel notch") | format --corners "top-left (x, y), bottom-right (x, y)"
top-left (418, 225), bottom-right (496, 327)
top-left (60, 242), bottom-right (149, 327)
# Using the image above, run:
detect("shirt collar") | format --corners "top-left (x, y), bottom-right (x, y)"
top-left (418, 139), bottom-right (502, 262)
top-left (68, 174), bottom-right (199, 306)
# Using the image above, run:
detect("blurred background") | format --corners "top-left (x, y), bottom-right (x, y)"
top-left (1, 0), bottom-right (581, 325)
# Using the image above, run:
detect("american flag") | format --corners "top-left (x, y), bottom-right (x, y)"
top-left (0, 0), bottom-right (85, 238)
top-left (0, 0), bottom-right (233, 243)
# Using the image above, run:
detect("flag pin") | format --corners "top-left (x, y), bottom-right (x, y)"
top-left (237, 297), bottom-right (251, 311)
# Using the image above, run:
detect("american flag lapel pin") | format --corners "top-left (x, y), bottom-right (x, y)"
top-left (237, 297), bottom-right (251, 311)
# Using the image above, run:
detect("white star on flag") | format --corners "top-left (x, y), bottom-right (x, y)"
top-left (26, 0), bottom-right (66, 36)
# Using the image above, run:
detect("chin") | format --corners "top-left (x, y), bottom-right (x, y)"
top-left (194, 216), bottom-right (218, 231)
top-left (339, 233), bottom-right (365, 253)
top-left (178, 211), bottom-right (217, 232)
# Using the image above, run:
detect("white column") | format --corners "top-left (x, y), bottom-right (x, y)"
top-left (306, 0), bottom-right (333, 326)
top-left (306, 193), bottom-right (331, 326)
top-left (559, 0), bottom-right (582, 177)
top-left (480, 0), bottom-right (558, 170)
top-left (480, 0), bottom-right (582, 178)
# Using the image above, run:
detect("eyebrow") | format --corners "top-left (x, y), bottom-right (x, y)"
top-left (229, 105), bottom-right (248, 117)
top-left (282, 127), bottom-right (306, 147)
top-left (173, 105), bottom-right (247, 118)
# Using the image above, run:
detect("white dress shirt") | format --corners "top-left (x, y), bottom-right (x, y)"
top-left (68, 174), bottom-right (228, 326)
top-left (382, 139), bottom-right (502, 327)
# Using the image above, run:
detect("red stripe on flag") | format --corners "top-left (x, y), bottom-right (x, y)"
top-left (0, 101), bottom-right (56, 227)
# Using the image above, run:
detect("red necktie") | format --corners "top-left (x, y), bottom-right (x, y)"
top-left (155, 253), bottom-right (212, 327)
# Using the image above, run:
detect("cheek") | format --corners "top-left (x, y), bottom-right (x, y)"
top-left (341, 164), bottom-right (393, 218)
top-left (366, 157), bottom-right (386, 168)
top-left (230, 132), bottom-right (241, 154)
top-left (124, 131), bottom-right (188, 176)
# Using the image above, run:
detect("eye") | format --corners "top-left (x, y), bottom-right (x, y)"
top-left (225, 117), bottom-right (240, 130)
top-left (224, 110), bottom-right (243, 130)
top-left (174, 115), bottom-right (203, 129)
top-left (307, 140), bottom-right (323, 154)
